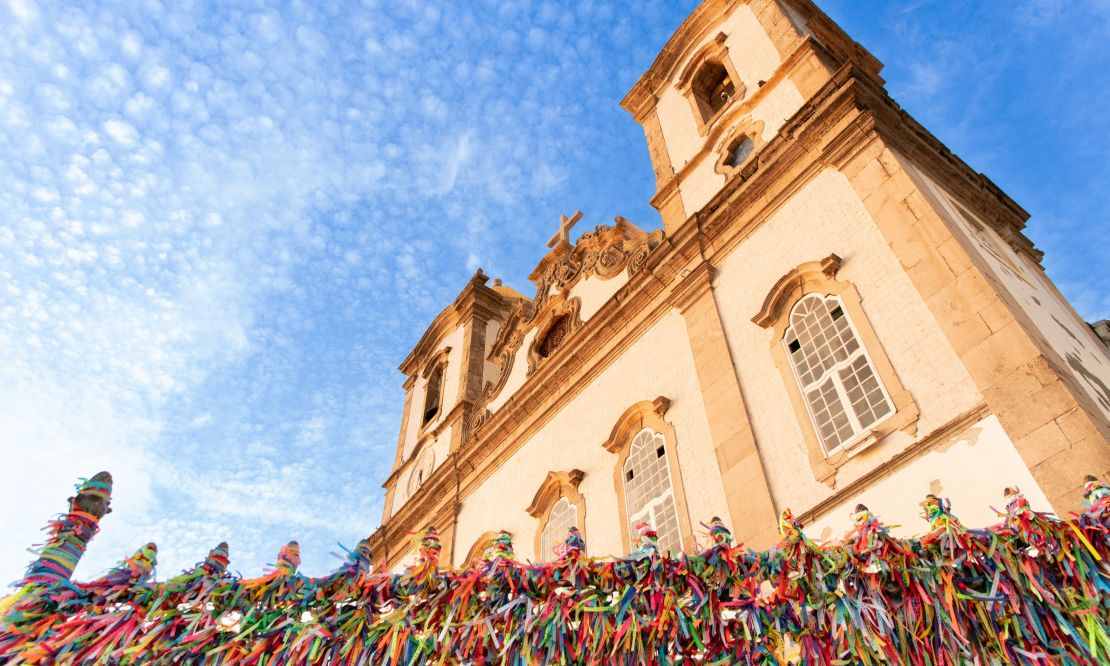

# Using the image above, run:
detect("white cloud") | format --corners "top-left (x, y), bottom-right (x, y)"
top-left (103, 118), bottom-right (139, 146)
top-left (7, 0), bottom-right (37, 23)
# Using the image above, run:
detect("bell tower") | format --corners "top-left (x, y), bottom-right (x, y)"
top-left (621, 0), bottom-right (882, 233)
top-left (379, 270), bottom-right (524, 533)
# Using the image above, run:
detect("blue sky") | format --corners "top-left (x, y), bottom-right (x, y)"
top-left (0, 0), bottom-right (1106, 581)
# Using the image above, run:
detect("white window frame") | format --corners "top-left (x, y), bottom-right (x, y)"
top-left (783, 294), bottom-right (895, 456)
top-left (540, 497), bottom-right (577, 560)
top-left (622, 428), bottom-right (682, 554)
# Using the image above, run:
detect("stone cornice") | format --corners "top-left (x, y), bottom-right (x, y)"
top-left (399, 270), bottom-right (512, 376)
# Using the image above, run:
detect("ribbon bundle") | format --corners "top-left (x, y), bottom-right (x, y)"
top-left (2, 474), bottom-right (1110, 664)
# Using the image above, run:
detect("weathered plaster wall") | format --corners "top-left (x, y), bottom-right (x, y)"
top-left (453, 311), bottom-right (728, 564)
top-left (805, 415), bottom-right (1053, 542)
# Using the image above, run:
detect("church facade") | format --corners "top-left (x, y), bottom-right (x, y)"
top-left (369, 0), bottom-right (1110, 569)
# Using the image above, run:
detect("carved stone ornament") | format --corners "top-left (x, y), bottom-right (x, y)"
top-left (530, 216), bottom-right (664, 306)
top-left (468, 215), bottom-right (666, 439)
top-left (527, 294), bottom-right (583, 374)
top-left (712, 117), bottom-right (766, 179)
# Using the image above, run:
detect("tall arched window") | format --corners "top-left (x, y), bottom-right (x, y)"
top-left (527, 469), bottom-right (586, 561)
top-left (422, 364), bottom-right (443, 426)
top-left (691, 60), bottom-right (734, 117)
top-left (540, 497), bottom-right (577, 559)
top-left (784, 294), bottom-right (893, 454)
top-left (622, 428), bottom-right (681, 554)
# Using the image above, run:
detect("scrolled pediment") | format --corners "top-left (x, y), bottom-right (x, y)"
top-left (752, 254), bottom-right (842, 328)
top-left (525, 469), bottom-right (585, 518)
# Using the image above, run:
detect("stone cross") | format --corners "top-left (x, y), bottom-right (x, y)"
top-left (547, 210), bottom-right (583, 249)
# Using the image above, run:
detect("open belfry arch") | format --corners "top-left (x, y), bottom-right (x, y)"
top-left (371, 0), bottom-right (1110, 568)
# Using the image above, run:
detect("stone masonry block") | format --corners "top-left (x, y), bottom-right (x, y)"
top-left (936, 237), bottom-right (974, 276)
top-left (963, 321), bottom-right (1040, 388)
top-left (1031, 433), bottom-right (1110, 505)
top-left (907, 253), bottom-right (958, 300)
top-left (978, 297), bottom-right (1015, 334)
top-left (851, 159), bottom-right (890, 200)
top-left (1014, 420), bottom-right (1071, 468)
top-left (1000, 379), bottom-right (1081, 440)
top-left (1056, 406), bottom-right (1101, 445)
top-left (981, 362), bottom-right (1046, 411)
top-left (943, 313), bottom-right (992, 356)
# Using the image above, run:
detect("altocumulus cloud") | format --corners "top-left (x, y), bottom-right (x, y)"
top-left (0, 0), bottom-right (689, 579)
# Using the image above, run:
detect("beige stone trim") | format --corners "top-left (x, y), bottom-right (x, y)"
top-left (753, 255), bottom-right (920, 484)
top-left (526, 469), bottom-right (587, 559)
top-left (671, 262), bottom-right (780, 547)
top-left (601, 398), bottom-right (696, 553)
top-left (461, 530), bottom-right (505, 567)
top-left (421, 347), bottom-right (452, 378)
top-left (712, 118), bottom-right (766, 178)
top-left (526, 295), bottom-right (583, 375)
top-left (383, 376), bottom-right (417, 519)
top-left (417, 347), bottom-right (451, 436)
top-left (752, 253), bottom-right (841, 327)
top-left (642, 109), bottom-right (675, 190)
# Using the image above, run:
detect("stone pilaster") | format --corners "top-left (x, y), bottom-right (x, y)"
top-left (671, 262), bottom-right (779, 547)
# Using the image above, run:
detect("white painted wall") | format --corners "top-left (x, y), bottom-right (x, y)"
top-left (400, 324), bottom-right (466, 462)
top-left (570, 273), bottom-right (629, 321)
top-left (805, 415), bottom-right (1053, 543)
top-left (453, 311), bottom-right (728, 564)
top-left (392, 324), bottom-right (466, 515)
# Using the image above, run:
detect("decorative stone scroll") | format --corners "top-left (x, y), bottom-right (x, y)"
top-left (469, 215), bottom-right (665, 438)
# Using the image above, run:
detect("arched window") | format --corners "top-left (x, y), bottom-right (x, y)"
top-left (538, 315), bottom-right (570, 358)
top-left (540, 497), bottom-right (577, 559)
top-left (692, 60), bottom-right (734, 117)
top-left (462, 531), bottom-right (500, 567)
top-left (622, 428), bottom-right (682, 554)
top-left (784, 294), bottom-right (893, 454)
top-left (675, 34), bottom-right (745, 134)
top-left (422, 364), bottom-right (443, 426)
top-left (527, 469), bottom-right (586, 561)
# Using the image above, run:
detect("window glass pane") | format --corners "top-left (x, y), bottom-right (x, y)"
top-left (623, 429), bottom-right (682, 555)
top-left (786, 294), bottom-right (894, 453)
top-left (540, 497), bottom-right (577, 560)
